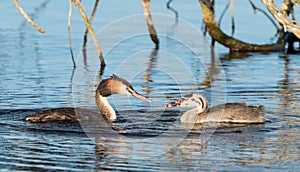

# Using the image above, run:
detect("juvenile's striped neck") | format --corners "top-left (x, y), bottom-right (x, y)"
top-left (197, 94), bottom-right (208, 114)
top-left (180, 94), bottom-right (209, 123)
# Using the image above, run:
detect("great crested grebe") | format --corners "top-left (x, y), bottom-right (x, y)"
top-left (25, 74), bottom-right (150, 123)
top-left (166, 93), bottom-right (265, 123)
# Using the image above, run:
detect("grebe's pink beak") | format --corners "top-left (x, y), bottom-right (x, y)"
top-left (166, 98), bottom-right (182, 108)
top-left (131, 92), bottom-right (151, 102)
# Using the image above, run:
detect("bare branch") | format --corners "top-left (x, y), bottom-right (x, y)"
top-left (68, 0), bottom-right (76, 67)
top-left (218, 1), bottom-right (230, 26)
top-left (261, 0), bottom-right (300, 38)
top-left (218, 0), bottom-right (235, 35)
top-left (83, 0), bottom-right (100, 48)
top-left (249, 0), bottom-right (280, 32)
top-left (72, 0), bottom-right (105, 66)
top-left (199, 0), bottom-right (285, 52)
top-left (13, 0), bottom-right (46, 33)
top-left (142, 0), bottom-right (159, 49)
top-left (230, 0), bottom-right (235, 35)
top-left (166, 0), bottom-right (179, 20)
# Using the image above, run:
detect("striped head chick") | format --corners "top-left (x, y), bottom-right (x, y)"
top-left (166, 93), bottom-right (208, 113)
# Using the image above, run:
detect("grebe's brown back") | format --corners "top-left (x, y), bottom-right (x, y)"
top-left (25, 75), bottom-right (150, 123)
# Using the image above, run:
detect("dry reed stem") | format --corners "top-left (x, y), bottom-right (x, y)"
top-left (83, 0), bottom-right (100, 48)
top-left (142, 0), bottom-right (159, 49)
top-left (68, 0), bottom-right (76, 67)
top-left (72, 0), bottom-right (105, 66)
top-left (13, 0), bottom-right (46, 33)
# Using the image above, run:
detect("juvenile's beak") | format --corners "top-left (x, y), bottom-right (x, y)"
top-left (131, 91), bottom-right (151, 102)
top-left (166, 98), bottom-right (182, 108)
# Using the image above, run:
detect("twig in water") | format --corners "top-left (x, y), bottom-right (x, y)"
top-left (68, 0), bottom-right (76, 68)
top-left (249, 0), bottom-right (280, 32)
top-left (142, 0), bottom-right (160, 49)
top-left (72, 0), bottom-right (105, 66)
top-left (166, 0), bottom-right (178, 23)
top-left (83, 0), bottom-right (100, 49)
top-left (218, 0), bottom-right (235, 35)
top-left (230, 0), bottom-right (235, 35)
top-left (13, 0), bottom-right (46, 33)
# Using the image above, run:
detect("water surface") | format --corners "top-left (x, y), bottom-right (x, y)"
top-left (0, 0), bottom-right (299, 171)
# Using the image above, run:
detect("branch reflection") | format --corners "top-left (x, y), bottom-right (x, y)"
top-left (142, 48), bottom-right (158, 95)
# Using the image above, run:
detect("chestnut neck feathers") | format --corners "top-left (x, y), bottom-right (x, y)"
top-left (95, 74), bottom-right (146, 122)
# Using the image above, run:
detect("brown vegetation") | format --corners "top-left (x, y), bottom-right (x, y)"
top-left (13, 0), bottom-right (300, 65)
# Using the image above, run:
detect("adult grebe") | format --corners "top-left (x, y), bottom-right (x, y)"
top-left (166, 93), bottom-right (265, 123)
top-left (25, 74), bottom-right (150, 123)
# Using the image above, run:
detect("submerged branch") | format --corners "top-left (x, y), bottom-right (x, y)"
top-left (68, 0), bottom-right (76, 67)
top-left (218, 1), bottom-right (229, 26)
top-left (229, 0), bottom-right (235, 36)
top-left (72, 0), bottom-right (105, 66)
top-left (218, 0), bottom-right (235, 35)
top-left (166, 0), bottom-right (179, 20)
top-left (13, 0), bottom-right (46, 33)
top-left (83, 0), bottom-right (100, 48)
top-left (199, 0), bottom-right (285, 52)
top-left (142, 0), bottom-right (160, 49)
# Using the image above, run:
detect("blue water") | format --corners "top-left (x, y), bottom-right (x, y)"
top-left (0, 0), bottom-right (299, 171)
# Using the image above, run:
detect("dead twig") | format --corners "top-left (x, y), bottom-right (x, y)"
top-left (199, 0), bottom-right (285, 52)
top-left (261, 0), bottom-right (300, 38)
top-left (249, 0), bottom-right (280, 32)
top-left (218, 1), bottom-right (230, 26)
top-left (13, 0), bottom-right (46, 33)
top-left (142, 0), bottom-right (160, 49)
top-left (229, 0), bottom-right (235, 35)
top-left (83, 0), bottom-right (100, 48)
top-left (218, 0), bottom-right (235, 35)
top-left (166, 0), bottom-right (178, 21)
top-left (68, 0), bottom-right (76, 67)
top-left (72, 0), bottom-right (105, 66)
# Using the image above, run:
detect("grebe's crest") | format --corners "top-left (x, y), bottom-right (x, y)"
top-left (111, 74), bottom-right (133, 88)
top-left (97, 74), bottom-right (133, 96)
top-left (97, 74), bottom-right (150, 102)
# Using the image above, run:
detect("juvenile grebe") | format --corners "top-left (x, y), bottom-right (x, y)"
top-left (25, 75), bottom-right (150, 123)
top-left (166, 93), bottom-right (265, 123)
